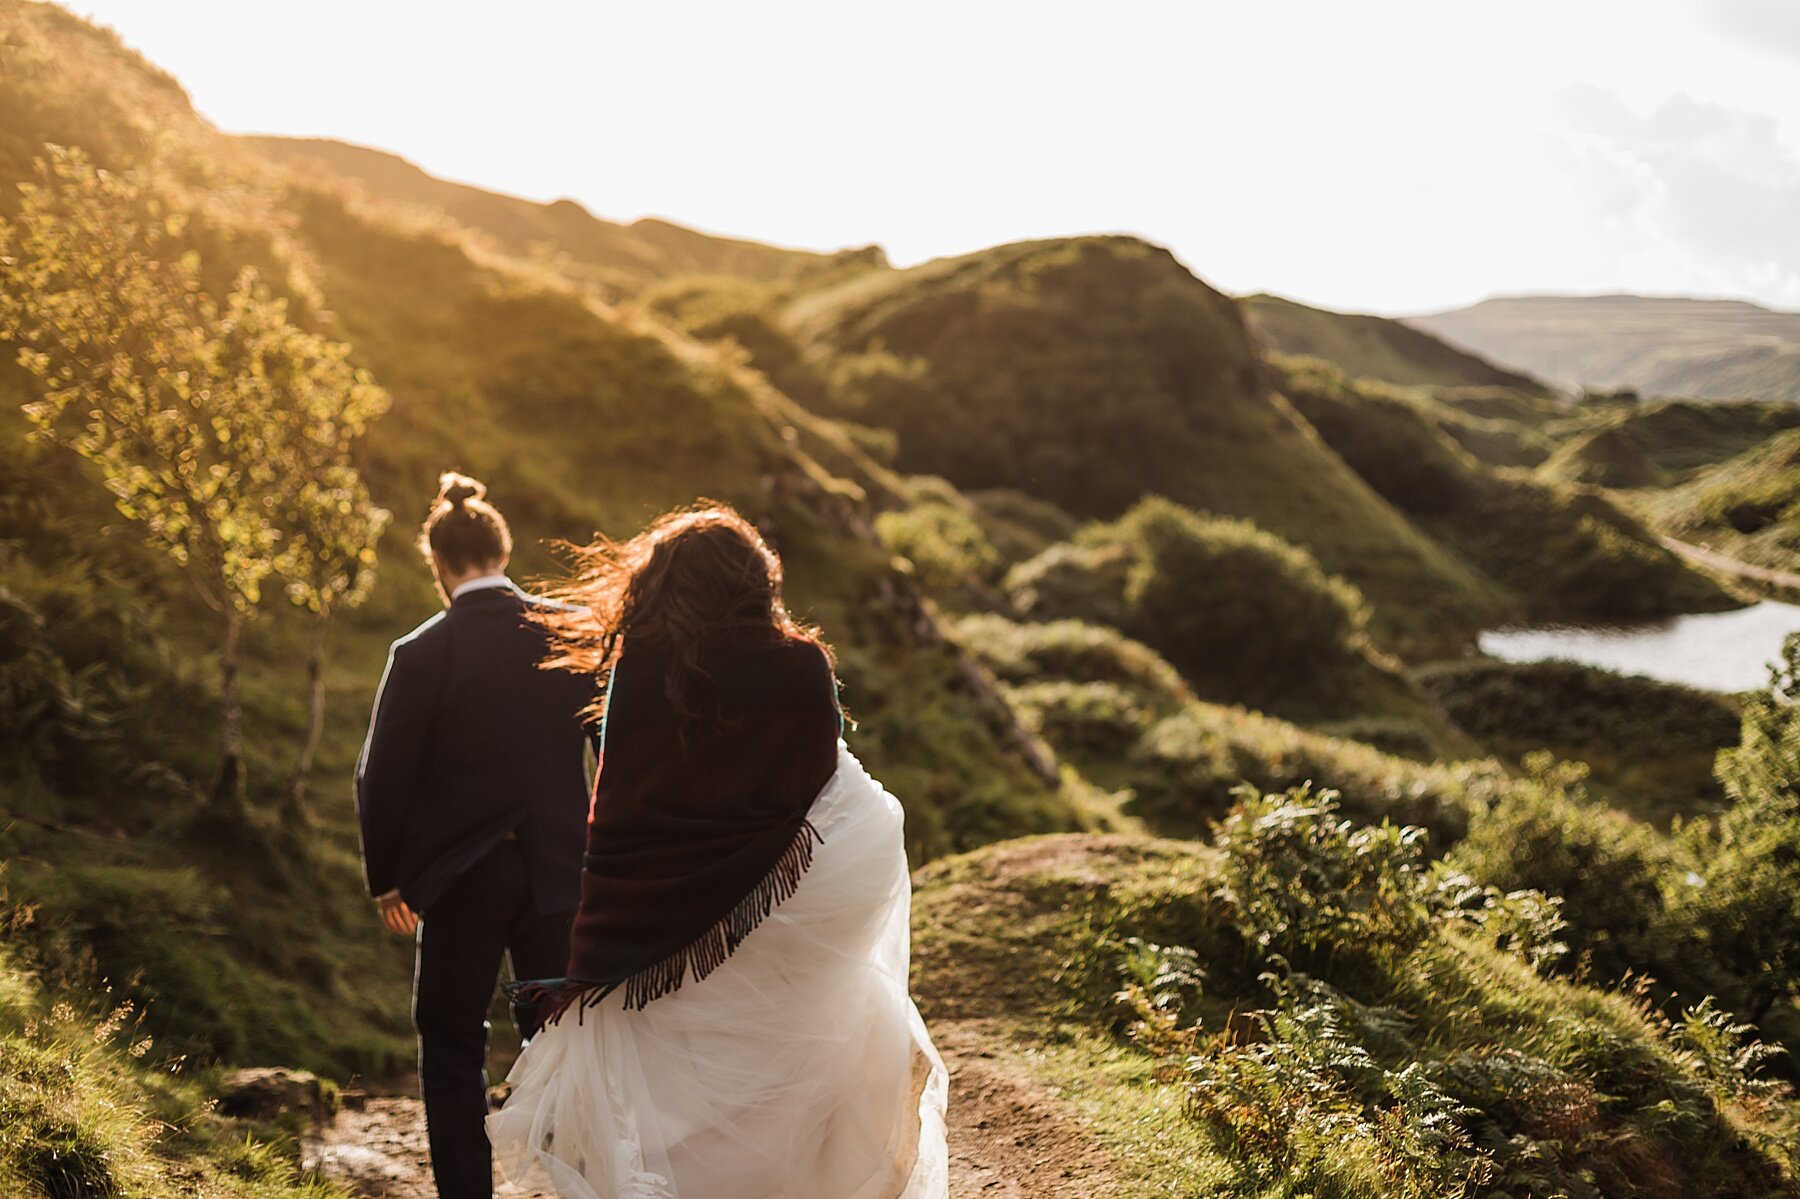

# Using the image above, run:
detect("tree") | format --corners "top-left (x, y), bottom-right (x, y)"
top-left (188, 241), bottom-right (391, 824)
top-left (0, 147), bottom-right (393, 815)
top-left (0, 147), bottom-right (282, 808)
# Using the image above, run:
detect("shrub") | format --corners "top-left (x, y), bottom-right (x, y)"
top-left (1419, 658), bottom-right (1740, 754)
top-left (1002, 541), bottom-right (1132, 628)
top-left (1001, 680), bottom-right (1147, 757)
top-left (873, 500), bottom-right (1001, 590)
top-left (1127, 704), bottom-right (1485, 840)
top-left (1105, 498), bottom-right (1369, 696)
top-left (1662, 633), bottom-right (1800, 1022)
top-left (1450, 756), bottom-right (1669, 982)
top-left (949, 614), bottom-right (1191, 711)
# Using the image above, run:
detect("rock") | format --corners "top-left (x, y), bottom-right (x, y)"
top-left (216, 1067), bottom-right (337, 1123)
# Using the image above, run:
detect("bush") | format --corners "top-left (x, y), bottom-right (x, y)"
top-left (1107, 498), bottom-right (1369, 693)
top-left (873, 499), bottom-right (1001, 590)
top-left (1009, 498), bottom-right (1372, 705)
top-left (1450, 756), bottom-right (1669, 983)
top-left (1419, 659), bottom-right (1740, 754)
top-left (1002, 541), bottom-right (1132, 628)
top-left (1001, 680), bottom-right (1147, 757)
top-left (949, 614), bottom-right (1191, 711)
top-left (1663, 633), bottom-right (1800, 1022)
top-left (1128, 704), bottom-right (1485, 841)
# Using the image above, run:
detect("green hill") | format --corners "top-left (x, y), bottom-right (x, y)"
top-left (1647, 428), bottom-right (1800, 573)
top-left (249, 136), bottom-right (840, 300)
top-left (1243, 292), bottom-right (1546, 391)
top-left (1592, 398), bottom-right (1800, 477)
top-left (785, 237), bottom-right (1502, 650)
top-left (1538, 422), bottom-right (1672, 489)
top-left (1413, 294), bottom-right (1800, 404)
top-left (1277, 358), bottom-right (1736, 621)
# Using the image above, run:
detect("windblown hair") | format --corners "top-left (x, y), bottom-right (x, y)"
top-left (418, 471), bottom-right (513, 574)
top-left (540, 502), bottom-right (830, 722)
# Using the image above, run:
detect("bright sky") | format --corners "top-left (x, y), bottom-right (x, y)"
top-left (68, 0), bottom-right (1800, 314)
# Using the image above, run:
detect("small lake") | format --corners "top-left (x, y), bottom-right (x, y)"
top-left (1479, 600), bottom-right (1800, 693)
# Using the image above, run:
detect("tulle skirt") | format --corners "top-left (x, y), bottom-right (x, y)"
top-left (487, 744), bottom-right (949, 1199)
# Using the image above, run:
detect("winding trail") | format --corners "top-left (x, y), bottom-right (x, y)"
top-left (1661, 536), bottom-right (1800, 592)
top-left (302, 1019), bottom-right (1116, 1198)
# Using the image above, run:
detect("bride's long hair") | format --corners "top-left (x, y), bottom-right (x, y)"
top-left (538, 502), bottom-right (830, 721)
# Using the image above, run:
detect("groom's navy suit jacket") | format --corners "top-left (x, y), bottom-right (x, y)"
top-left (356, 583), bottom-right (598, 915)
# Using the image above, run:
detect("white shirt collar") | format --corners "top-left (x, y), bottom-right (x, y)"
top-left (450, 573), bottom-right (516, 601)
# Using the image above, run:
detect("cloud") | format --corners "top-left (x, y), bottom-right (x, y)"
top-left (1693, 0), bottom-right (1800, 60)
top-left (1548, 85), bottom-right (1800, 306)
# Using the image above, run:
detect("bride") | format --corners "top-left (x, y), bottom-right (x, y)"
top-left (488, 503), bottom-right (948, 1199)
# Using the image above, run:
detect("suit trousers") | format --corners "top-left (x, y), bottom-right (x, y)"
top-left (413, 839), bottom-right (574, 1199)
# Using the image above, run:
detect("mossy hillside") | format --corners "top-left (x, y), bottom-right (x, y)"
top-left (1538, 421), bottom-right (1672, 489)
top-left (1607, 399), bottom-right (1800, 477)
top-left (1418, 659), bottom-right (1741, 825)
top-left (950, 614), bottom-right (1490, 843)
top-left (0, 938), bottom-right (347, 1199)
top-left (1278, 358), bottom-right (1737, 622)
top-left (1646, 428), bottom-right (1800, 573)
top-left (993, 496), bottom-right (1467, 734)
top-left (785, 236), bottom-right (1500, 650)
top-left (249, 137), bottom-right (837, 302)
top-left (1242, 292), bottom-right (1546, 392)
top-left (911, 831), bottom-right (1800, 1199)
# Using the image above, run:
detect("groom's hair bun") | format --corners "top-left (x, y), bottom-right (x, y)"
top-left (419, 470), bottom-right (512, 574)
top-left (439, 471), bottom-right (486, 508)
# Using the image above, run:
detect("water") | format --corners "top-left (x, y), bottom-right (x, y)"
top-left (1478, 600), bottom-right (1800, 693)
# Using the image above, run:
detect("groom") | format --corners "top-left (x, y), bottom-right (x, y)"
top-left (357, 472), bottom-right (597, 1199)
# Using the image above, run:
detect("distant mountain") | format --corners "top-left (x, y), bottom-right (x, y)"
top-left (248, 136), bottom-right (845, 298)
top-left (1242, 293), bottom-right (1545, 392)
top-left (1412, 294), bottom-right (1800, 405)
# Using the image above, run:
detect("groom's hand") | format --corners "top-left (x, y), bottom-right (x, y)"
top-left (375, 889), bottom-right (418, 935)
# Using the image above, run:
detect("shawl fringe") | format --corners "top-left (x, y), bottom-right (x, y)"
top-left (510, 818), bottom-right (823, 1027)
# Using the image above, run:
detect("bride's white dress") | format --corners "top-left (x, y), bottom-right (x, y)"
top-left (487, 744), bottom-right (949, 1199)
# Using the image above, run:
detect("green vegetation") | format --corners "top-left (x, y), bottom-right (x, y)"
top-left (953, 612), bottom-right (1482, 839)
top-left (1539, 422), bottom-right (1672, 489)
top-left (0, 147), bottom-right (391, 816)
top-left (1004, 497), bottom-right (1377, 715)
top-left (1582, 399), bottom-right (1800, 478)
top-left (1648, 428), bottom-right (1800, 572)
top-left (912, 827), bottom-right (1800, 1199)
top-left (1242, 292), bottom-right (1545, 391)
top-left (787, 236), bottom-right (1501, 650)
top-left (0, 937), bottom-right (343, 1199)
top-left (1419, 659), bottom-right (1740, 823)
top-left (1278, 357), bottom-right (1736, 621)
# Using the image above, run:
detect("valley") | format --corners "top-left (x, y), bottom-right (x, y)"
top-left (2, 3), bottom-right (1799, 1196)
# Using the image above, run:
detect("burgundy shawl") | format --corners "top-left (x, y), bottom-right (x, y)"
top-left (515, 636), bottom-right (841, 1021)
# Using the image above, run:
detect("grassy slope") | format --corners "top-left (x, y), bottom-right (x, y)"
top-left (1645, 428), bottom-right (1800, 573)
top-left (786, 238), bottom-right (1501, 651)
top-left (912, 834), bottom-right (1800, 1198)
top-left (1242, 292), bottom-right (1546, 391)
top-left (1413, 294), bottom-right (1800, 403)
top-left (1277, 358), bottom-right (1738, 622)
top-left (0, 940), bottom-right (344, 1199)
top-left (249, 136), bottom-right (836, 300)
top-left (0, 0), bottom-right (1082, 1075)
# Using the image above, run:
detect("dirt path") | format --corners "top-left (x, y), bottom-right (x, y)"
top-left (1662, 535), bottom-right (1800, 591)
top-left (303, 1019), bottom-right (1116, 1198)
